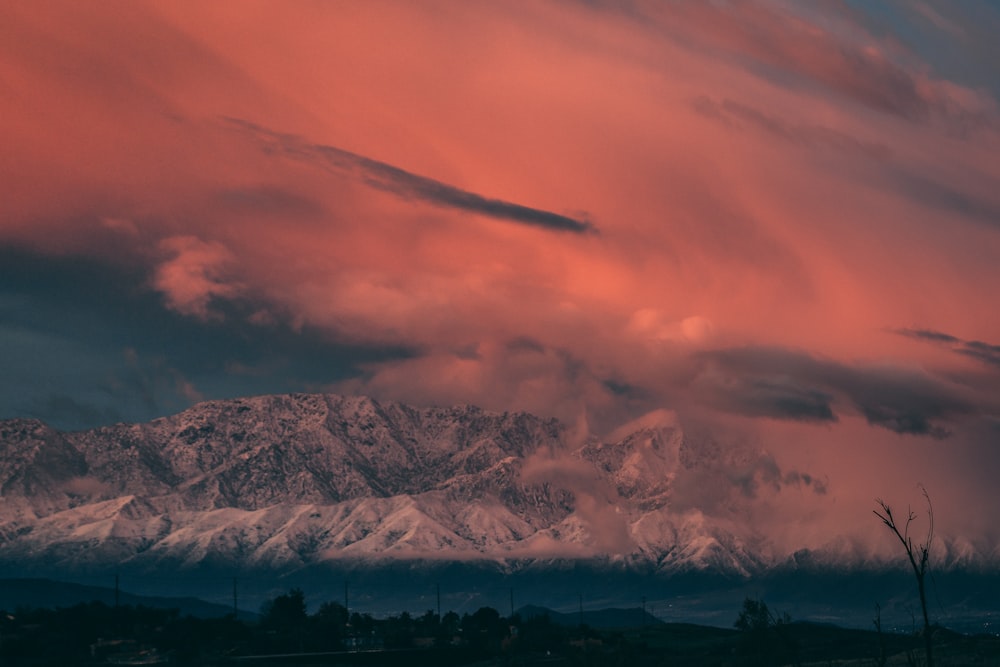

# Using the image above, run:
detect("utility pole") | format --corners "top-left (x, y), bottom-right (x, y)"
top-left (114, 572), bottom-right (121, 636)
top-left (578, 593), bottom-right (583, 630)
top-left (641, 596), bottom-right (647, 629)
top-left (232, 578), bottom-right (238, 619)
top-left (436, 584), bottom-right (441, 622)
top-left (509, 587), bottom-right (514, 619)
top-left (344, 580), bottom-right (349, 617)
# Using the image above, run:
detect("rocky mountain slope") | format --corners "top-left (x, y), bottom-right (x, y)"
top-left (0, 393), bottom-right (983, 576)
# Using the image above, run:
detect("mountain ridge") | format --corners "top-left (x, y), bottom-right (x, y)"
top-left (0, 393), bottom-right (995, 576)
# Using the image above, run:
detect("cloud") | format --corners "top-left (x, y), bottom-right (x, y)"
top-left (692, 96), bottom-right (892, 159)
top-left (521, 447), bottom-right (634, 554)
top-left (0, 247), bottom-right (417, 428)
top-left (698, 375), bottom-right (837, 424)
top-left (963, 340), bottom-right (1000, 367)
top-left (692, 96), bottom-right (1000, 232)
top-left (641, 0), bottom-right (996, 127)
top-left (99, 217), bottom-right (140, 236)
top-left (334, 340), bottom-right (626, 433)
top-left (896, 328), bottom-right (961, 344)
top-left (113, 347), bottom-right (196, 415)
top-left (1, 0), bottom-right (999, 555)
top-left (627, 309), bottom-right (715, 344)
top-left (662, 423), bottom-right (827, 520)
top-left (153, 236), bottom-right (239, 319)
top-left (224, 117), bottom-right (596, 235)
top-left (896, 327), bottom-right (1000, 368)
top-left (213, 185), bottom-right (326, 219)
top-left (25, 394), bottom-right (122, 430)
top-left (782, 470), bottom-right (827, 495)
top-left (694, 346), bottom-right (978, 437)
top-left (890, 171), bottom-right (1000, 230)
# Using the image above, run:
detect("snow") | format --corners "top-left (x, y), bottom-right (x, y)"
top-left (1, 393), bottom-right (992, 574)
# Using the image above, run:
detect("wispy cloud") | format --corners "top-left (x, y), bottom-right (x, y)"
top-left (891, 172), bottom-right (1000, 230)
top-left (691, 96), bottom-right (892, 159)
top-left (224, 117), bottom-right (596, 235)
top-left (896, 327), bottom-right (1000, 367)
top-left (641, 0), bottom-right (996, 128)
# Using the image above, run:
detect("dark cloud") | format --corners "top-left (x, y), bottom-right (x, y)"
top-left (896, 328), bottom-right (961, 344)
top-left (962, 340), bottom-right (1000, 367)
top-left (108, 347), bottom-right (196, 415)
top-left (0, 247), bottom-right (416, 429)
top-left (223, 117), bottom-right (596, 235)
top-left (705, 376), bottom-right (837, 423)
top-left (857, 404), bottom-right (947, 439)
top-left (695, 346), bottom-right (977, 437)
top-left (896, 327), bottom-right (1000, 368)
top-left (25, 394), bottom-right (122, 430)
top-left (845, 370), bottom-right (973, 438)
top-left (601, 378), bottom-right (650, 400)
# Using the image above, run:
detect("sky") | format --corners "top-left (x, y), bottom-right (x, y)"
top-left (2, 1), bottom-right (1000, 558)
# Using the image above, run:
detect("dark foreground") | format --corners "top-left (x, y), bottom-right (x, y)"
top-left (2, 596), bottom-right (999, 667)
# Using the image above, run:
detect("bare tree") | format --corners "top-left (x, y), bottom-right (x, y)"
top-left (873, 486), bottom-right (934, 667)
top-left (872, 603), bottom-right (887, 667)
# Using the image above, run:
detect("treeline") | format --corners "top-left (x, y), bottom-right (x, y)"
top-left (254, 587), bottom-right (573, 654)
top-left (4, 592), bottom-right (994, 666)
top-left (0, 590), bottom-right (583, 665)
top-left (1, 601), bottom-right (247, 665)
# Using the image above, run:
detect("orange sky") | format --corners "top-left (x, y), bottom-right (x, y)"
top-left (2, 0), bottom-right (999, 557)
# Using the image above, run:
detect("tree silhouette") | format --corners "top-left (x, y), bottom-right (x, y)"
top-left (441, 610), bottom-right (460, 639)
top-left (734, 597), bottom-right (797, 666)
top-left (874, 486), bottom-right (935, 667)
top-left (261, 588), bottom-right (307, 631)
top-left (311, 601), bottom-right (348, 650)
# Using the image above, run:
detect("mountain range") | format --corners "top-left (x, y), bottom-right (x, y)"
top-left (5, 393), bottom-right (1000, 632)
top-left (0, 393), bottom-right (994, 578)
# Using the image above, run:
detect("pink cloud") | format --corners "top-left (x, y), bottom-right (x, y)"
top-left (3, 0), bottom-right (997, 396)
top-left (154, 236), bottom-right (239, 319)
top-left (640, 0), bottom-right (996, 127)
top-left (2, 0), bottom-right (999, 554)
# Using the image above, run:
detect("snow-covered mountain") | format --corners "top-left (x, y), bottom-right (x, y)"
top-left (0, 393), bottom-right (981, 577)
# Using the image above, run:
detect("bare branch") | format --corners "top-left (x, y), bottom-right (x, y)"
top-left (873, 500), bottom-right (912, 555)
top-left (874, 488), bottom-right (935, 667)
top-left (920, 484), bottom-right (934, 559)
